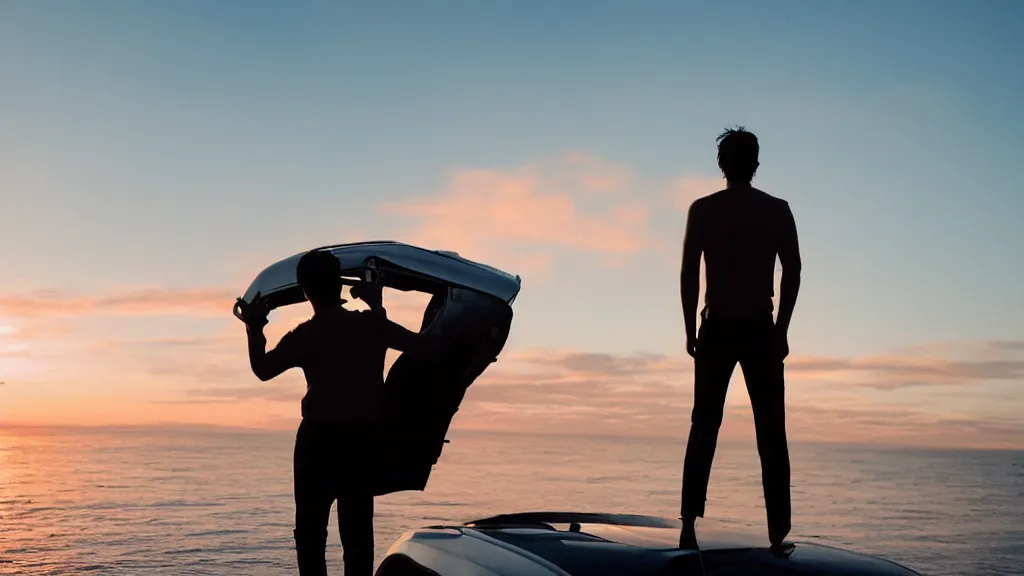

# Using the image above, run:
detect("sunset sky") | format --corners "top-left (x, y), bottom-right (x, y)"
top-left (2, 1), bottom-right (1022, 449)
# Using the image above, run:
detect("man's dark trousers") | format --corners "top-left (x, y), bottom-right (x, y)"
top-left (680, 311), bottom-right (791, 540)
top-left (293, 419), bottom-right (375, 576)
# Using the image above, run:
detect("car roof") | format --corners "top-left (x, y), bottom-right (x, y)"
top-left (436, 513), bottom-right (922, 576)
top-left (464, 512), bottom-right (763, 552)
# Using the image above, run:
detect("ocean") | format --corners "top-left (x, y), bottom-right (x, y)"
top-left (0, 426), bottom-right (1021, 575)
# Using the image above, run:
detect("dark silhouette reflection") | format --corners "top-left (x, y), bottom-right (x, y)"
top-left (238, 249), bottom-right (438, 576)
top-left (678, 127), bottom-right (802, 549)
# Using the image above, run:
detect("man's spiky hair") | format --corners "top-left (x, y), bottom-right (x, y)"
top-left (716, 126), bottom-right (760, 184)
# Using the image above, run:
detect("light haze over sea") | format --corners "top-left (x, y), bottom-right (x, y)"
top-left (1, 426), bottom-right (1021, 576)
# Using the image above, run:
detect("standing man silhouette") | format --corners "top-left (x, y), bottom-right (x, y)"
top-left (238, 249), bottom-right (438, 576)
top-left (678, 127), bottom-right (802, 549)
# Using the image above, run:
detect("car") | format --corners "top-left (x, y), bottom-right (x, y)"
top-left (375, 512), bottom-right (924, 576)
top-left (234, 240), bottom-right (521, 495)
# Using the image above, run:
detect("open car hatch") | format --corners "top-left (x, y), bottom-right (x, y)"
top-left (235, 241), bottom-right (521, 495)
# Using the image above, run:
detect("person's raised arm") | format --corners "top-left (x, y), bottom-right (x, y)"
top-left (775, 202), bottom-right (802, 357)
top-left (247, 326), bottom-right (303, 381)
top-left (239, 298), bottom-right (301, 381)
top-left (381, 315), bottom-right (441, 358)
top-left (681, 200), bottom-right (704, 357)
top-left (350, 281), bottom-right (443, 358)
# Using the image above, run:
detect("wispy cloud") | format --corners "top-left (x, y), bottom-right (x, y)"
top-left (506, 342), bottom-right (1024, 391)
top-left (85, 290), bottom-right (431, 404)
top-left (154, 383), bottom-right (303, 404)
top-left (101, 335), bottom-right (236, 350)
top-left (785, 351), bottom-right (1024, 390)
top-left (0, 288), bottom-right (235, 319)
top-left (3, 273), bottom-right (1020, 448)
top-left (511, 350), bottom-right (686, 377)
top-left (6, 333), bottom-right (1022, 447)
top-left (990, 340), bottom-right (1024, 353)
top-left (378, 153), bottom-right (653, 273)
top-left (0, 343), bottom-right (31, 357)
top-left (452, 342), bottom-right (1024, 447)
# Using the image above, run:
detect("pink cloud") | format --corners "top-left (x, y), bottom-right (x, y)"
top-left (30, 288), bottom-right (434, 398)
top-left (451, 343), bottom-right (1024, 448)
top-left (0, 343), bottom-right (30, 357)
top-left (378, 154), bottom-right (652, 274)
top-left (784, 351), bottom-right (1024, 389)
top-left (83, 339), bottom-right (1021, 445)
top-left (3, 271), bottom-right (1019, 450)
top-left (0, 288), bottom-right (236, 319)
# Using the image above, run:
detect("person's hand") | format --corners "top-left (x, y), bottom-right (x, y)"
top-left (351, 281), bottom-right (383, 311)
top-left (773, 326), bottom-right (790, 361)
top-left (236, 296), bottom-right (269, 329)
top-left (686, 337), bottom-right (699, 359)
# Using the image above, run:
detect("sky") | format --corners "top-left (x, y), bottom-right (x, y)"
top-left (1, 1), bottom-right (1022, 449)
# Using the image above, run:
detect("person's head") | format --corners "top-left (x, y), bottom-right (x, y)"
top-left (716, 126), bottom-right (760, 185)
top-left (296, 249), bottom-right (343, 308)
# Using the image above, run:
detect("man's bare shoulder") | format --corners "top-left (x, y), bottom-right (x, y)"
top-left (278, 317), bottom-right (314, 346)
top-left (702, 189), bottom-right (730, 202)
top-left (347, 307), bottom-right (396, 332)
top-left (689, 189), bottom-right (728, 212)
top-left (751, 187), bottom-right (790, 208)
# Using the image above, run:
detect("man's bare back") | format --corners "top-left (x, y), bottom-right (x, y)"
top-left (683, 186), bottom-right (799, 317)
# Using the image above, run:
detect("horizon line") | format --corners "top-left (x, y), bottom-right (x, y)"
top-left (1, 421), bottom-right (1020, 453)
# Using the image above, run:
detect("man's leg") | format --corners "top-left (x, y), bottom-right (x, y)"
top-left (294, 421), bottom-right (336, 576)
top-left (739, 321), bottom-right (792, 547)
top-left (680, 319), bottom-right (737, 545)
top-left (337, 494), bottom-right (374, 576)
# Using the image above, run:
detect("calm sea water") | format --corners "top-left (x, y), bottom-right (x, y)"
top-left (0, 426), bottom-right (1021, 575)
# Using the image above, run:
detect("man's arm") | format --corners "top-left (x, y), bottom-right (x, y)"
top-left (247, 324), bottom-right (301, 382)
top-left (353, 284), bottom-right (443, 358)
top-left (680, 200), bottom-right (704, 356)
top-left (775, 202), bottom-right (802, 337)
top-left (381, 315), bottom-right (441, 358)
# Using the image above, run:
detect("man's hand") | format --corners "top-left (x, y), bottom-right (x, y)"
top-left (351, 281), bottom-right (383, 312)
top-left (686, 337), bottom-right (699, 359)
top-left (773, 326), bottom-right (790, 361)
top-left (236, 297), bottom-right (270, 330)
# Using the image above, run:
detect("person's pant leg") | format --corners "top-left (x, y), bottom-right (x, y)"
top-left (738, 319), bottom-right (792, 543)
top-left (333, 423), bottom-right (376, 576)
top-left (294, 420), bottom-right (336, 576)
top-left (680, 319), bottom-right (737, 519)
top-left (336, 493), bottom-right (374, 576)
